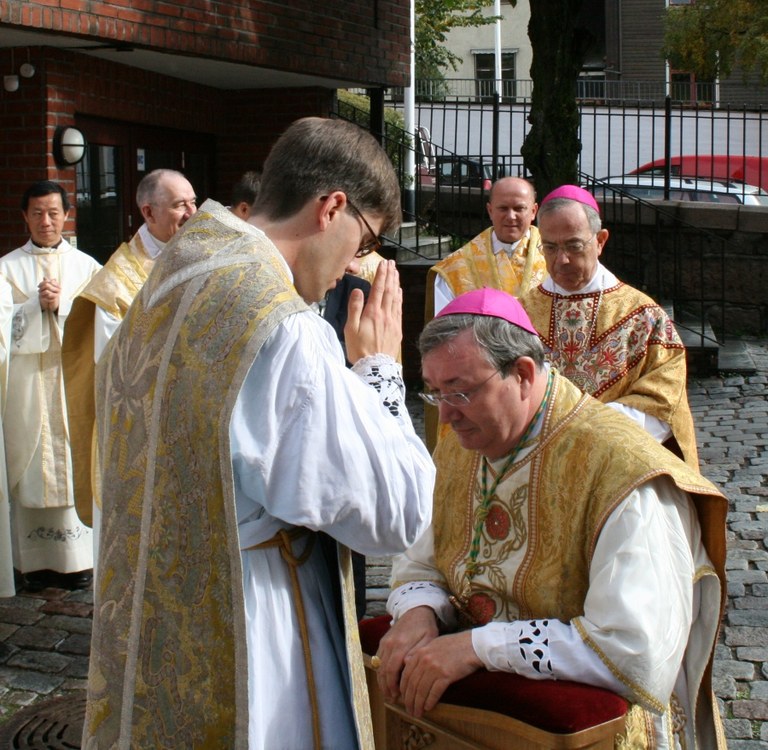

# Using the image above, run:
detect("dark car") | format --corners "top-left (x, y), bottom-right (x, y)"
top-left (434, 155), bottom-right (500, 190)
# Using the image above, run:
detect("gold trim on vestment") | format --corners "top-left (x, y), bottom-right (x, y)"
top-left (248, 529), bottom-right (322, 750)
top-left (572, 618), bottom-right (665, 715)
top-left (615, 704), bottom-right (655, 749)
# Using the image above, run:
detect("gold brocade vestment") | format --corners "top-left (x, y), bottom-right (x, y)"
top-left (84, 202), bottom-right (373, 748)
top-left (521, 281), bottom-right (699, 467)
top-left (62, 232), bottom-right (157, 524)
top-left (424, 225), bottom-right (547, 323)
top-left (418, 372), bottom-right (726, 747)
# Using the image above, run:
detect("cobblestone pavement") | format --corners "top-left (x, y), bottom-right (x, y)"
top-left (691, 339), bottom-right (768, 748)
top-left (0, 339), bottom-right (766, 747)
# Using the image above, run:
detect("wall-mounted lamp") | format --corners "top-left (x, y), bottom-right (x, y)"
top-left (53, 126), bottom-right (88, 168)
top-left (3, 75), bottom-right (19, 92)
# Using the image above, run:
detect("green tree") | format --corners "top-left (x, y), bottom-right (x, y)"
top-left (413, 0), bottom-right (593, 196)
top-left (521, 0), bottom-right (594, 197)
top-left (663, 0), bottom-right (768, 83)
top-left (336, 90), bottom-right (414, 186)
top-left (415, 0), bottom-right (499, 79)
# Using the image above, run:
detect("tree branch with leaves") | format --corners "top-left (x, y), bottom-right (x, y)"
top-left (663, 0), bottom-right (768, 83)
top-left (415, 0), bottom-right (500, 79)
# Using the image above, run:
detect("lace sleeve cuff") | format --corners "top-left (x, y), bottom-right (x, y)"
top-left (387, 581), bottom-right (457, 630)
top-left (352, 354), bottom-right (405, 418)
top-left (472, 620), bottom-right (555, 678)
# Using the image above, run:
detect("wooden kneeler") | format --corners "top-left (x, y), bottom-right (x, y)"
top-left (360, 616), bottom-right (629, 750)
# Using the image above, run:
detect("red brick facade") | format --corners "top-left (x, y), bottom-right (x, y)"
top-left (0, 1), bottom-right (410, 86)
top-left (0, 1), bottom-right (409, 251)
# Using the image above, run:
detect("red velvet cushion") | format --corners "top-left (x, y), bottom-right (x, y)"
top-left (359, 615), bottom-right (628, 734)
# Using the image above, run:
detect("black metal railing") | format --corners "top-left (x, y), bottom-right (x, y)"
top-left (335, 92), bottom-right (764, 345)
top-left (383, 95), bottom-right (767, 188)
top-left (582, 173), bottom-right (727, 348)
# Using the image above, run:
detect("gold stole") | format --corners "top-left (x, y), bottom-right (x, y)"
top-left (425, 225), bottom-right (545, 323)
top-left (521, 284), bottom-right (699, 468)
top-left (62, 234), bottom-right (156, 524)
top-left (80, 233), bottom-right (155, 318)
top-left (84, 202), bottom-right (308, 747)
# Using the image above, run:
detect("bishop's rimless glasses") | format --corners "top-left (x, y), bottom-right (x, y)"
top-left (419, 369), bottom-right (502, 407)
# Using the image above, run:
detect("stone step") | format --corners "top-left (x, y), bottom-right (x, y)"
top-left (397, 221), bottom-right (418, 242)
top-left (662, 302), bottom-right (720, 377)
top-left (664, 307), bottom-right (756, 375)
top-left (716, 339), bottom-right (758, 374)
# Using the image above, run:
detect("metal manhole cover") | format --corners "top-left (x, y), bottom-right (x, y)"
top-left (0, 693), bottom-right (85, 749)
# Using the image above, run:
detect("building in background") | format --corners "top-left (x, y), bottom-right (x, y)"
top-left (435, 0), bottom-right (767, 107)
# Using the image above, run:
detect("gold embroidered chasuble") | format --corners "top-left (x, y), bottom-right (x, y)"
top-left (62, 232), bottom-right (156, 524)
top-left (425, 226), bottom-right (547, 323)
top-left (84, 202), bottom-right (373, 748)
top-left (521, 282), bottom-right (699, 467)
top-left (424, 372), bottom-right (726, 745)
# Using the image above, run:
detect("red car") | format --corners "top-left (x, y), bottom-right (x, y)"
top-left (631, 155), bottom-right (768, 192)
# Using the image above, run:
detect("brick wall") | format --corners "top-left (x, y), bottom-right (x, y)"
top-left (0, 48), bottom-right (54, 247)
top-left (0, 46), bottom-right (350, 251)
top-left (0, 1), bottom-right (410, 88)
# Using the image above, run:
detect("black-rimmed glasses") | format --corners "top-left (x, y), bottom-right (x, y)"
top-left (346, 200), bottom-right (383, 258)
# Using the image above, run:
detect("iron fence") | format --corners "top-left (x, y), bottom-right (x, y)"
top-left (387, 96), bottom-right (767, 187)
top-left (335, 91), bottom-right (767, 345)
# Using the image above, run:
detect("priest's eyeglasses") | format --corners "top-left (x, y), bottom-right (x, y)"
top-left (347, 199), bottom-right (383, 258)
top-left (419, 369), bottom-right (501, 407)
top-left (541, 233), bottom-right (596, 258)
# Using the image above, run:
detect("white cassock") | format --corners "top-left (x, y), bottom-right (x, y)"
top-left (0, 239), bottom-right (100, 574)
top-left (0, 274), bottom-right (14, 596)
top-left (231, 309), bottom-right (435, 750)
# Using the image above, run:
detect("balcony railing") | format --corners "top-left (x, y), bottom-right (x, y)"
top-left (383, 78), bottom-right (718, 106)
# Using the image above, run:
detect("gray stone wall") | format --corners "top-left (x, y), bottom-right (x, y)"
top-left (599, 201), bottom-right (768, 338)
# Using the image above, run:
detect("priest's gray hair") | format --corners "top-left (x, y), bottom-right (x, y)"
top-left (537, 197), bottom-right (602, 234)
top-left (419, 314), bottom-right (545, 377)
top-left (136, 169), bottom-right (189, 210)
